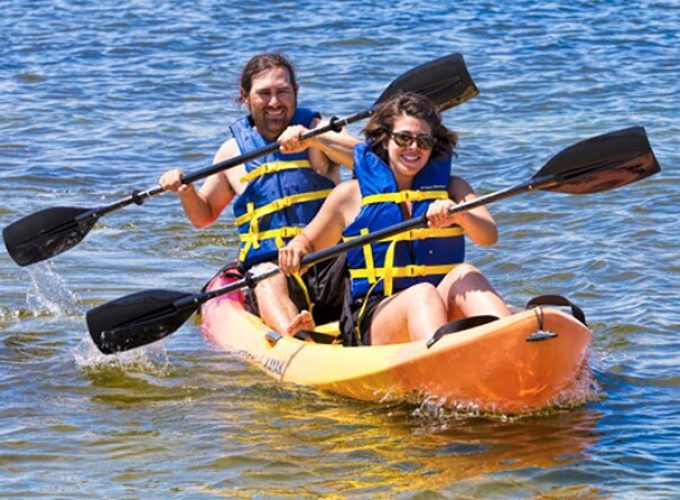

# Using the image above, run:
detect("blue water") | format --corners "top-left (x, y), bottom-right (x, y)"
top-left (2, 0), bottom-right (679, 497)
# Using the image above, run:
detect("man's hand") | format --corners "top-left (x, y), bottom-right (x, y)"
top-left (278, 125), bottom-right (311, 154)
top-left (159, 168), bottom-right (193, 195)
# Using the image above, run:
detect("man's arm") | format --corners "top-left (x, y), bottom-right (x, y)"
top-left (279, 118), bottom-right (360, 178)
top-left (159, 138), bottom-right (241, 229)
top-left (308, 117), bottom-right (360, 170)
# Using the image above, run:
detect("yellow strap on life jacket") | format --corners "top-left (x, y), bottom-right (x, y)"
top-left (238, 226), bottom-right (303, 261)
top-left (362, 190), bottom-right (449, 206)
top-left (344, 226), bottom-right (464, 296)
top-left (349, 263), bottom-right (459, 283)
top-left (382, 227), bottom-right (463, 295)
top-left (235, 189), bottom-right (331, 262)
top-left (291, 273), bottom-right (314, 314)
top-left (234, 189), bottom-right (332, 227)
top-left (343, 227), bottom-right (464, 246)
top-left (354, 278), bottom-right (383, 343)
top-left (239, 160), bottom-right (313, 184)
top-left (359, 228), bottom-right (376, 283)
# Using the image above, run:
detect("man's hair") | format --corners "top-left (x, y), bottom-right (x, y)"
top-left (238, 52), bottom-right (298, 102)
top-left (362, 92), bottom-right (458, 162)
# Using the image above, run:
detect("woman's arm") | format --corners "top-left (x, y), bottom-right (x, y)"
top-left (278, 180), bottom-right (360, 275)
top-left (426, 175), bottom-right (498, 247)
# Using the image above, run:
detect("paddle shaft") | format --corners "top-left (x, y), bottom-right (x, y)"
top-left (87, 112), bottom-right (371, 219)
top-left (5, 52), bottom-right (479, 267)
top-left (86, 125), bottom-right (661, 354)
top-left (198, 173), bottom-right (560, 304)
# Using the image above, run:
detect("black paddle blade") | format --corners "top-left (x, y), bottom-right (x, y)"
top-left (86, 289), bottom-right (200, 354)
top-left (535, 126), bottom-right (660, 194)
top-left (2, 206), bottom-right (98, 266)
top-left (375, 53), bottom-right (479, 111)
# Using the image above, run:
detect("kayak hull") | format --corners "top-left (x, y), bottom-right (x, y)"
top-left (200, 273), bottom-right (592, 414)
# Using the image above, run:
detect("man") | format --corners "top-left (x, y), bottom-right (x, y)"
top-left (159, 53), bottom-right (357, 335)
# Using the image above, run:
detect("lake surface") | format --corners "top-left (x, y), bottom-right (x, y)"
top-left (1, 0), bottom-right (679, 497)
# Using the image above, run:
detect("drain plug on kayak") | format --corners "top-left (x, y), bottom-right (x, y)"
top-left (526, 305), bottom-right (559, 341)
top-left (526, 330), bottom-right (559, 342)
top-left (265, 331), bottom-right (282, 346)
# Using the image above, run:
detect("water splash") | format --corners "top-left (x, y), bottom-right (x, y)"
top-left (550, 358), bottom-right (604, 410)
top-left (24, 261), bottom-right (81, 317)
top-left (72, 334), bottom-right (170, 373)
top-left (408, 363), bottom-right (603, 424)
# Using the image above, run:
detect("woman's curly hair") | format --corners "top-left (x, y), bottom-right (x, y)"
top-left (362, 92), bottom-right (458, 163)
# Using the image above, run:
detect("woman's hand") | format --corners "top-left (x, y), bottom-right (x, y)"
top-left (426, 199), bottom-right (466, 228)
top-left (278, 233), bottom-right (314, 276)
top-left (159, 168), bottom-right (193, 195)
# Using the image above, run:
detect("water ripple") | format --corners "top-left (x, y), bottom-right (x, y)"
top-left (2, 0), bottom-right (680, 496)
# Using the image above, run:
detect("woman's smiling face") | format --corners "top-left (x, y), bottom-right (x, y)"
top-left (387, 114), bottom-right (434, 188)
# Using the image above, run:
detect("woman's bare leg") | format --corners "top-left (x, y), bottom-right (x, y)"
top-left (437, 263), bottom-right (511, 320)
top-left (369, 283), bottom-right (448, 344)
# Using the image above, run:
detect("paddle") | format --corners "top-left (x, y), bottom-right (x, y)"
top-left (2, 53), bottom-right (478, 267)
top-left (87, 126), bottom-right (660, 354)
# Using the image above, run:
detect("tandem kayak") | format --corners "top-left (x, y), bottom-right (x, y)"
top-left (200, 271), bottom-right (592, 415)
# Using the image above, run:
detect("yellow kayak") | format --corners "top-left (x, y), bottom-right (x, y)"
top-left (200, 272), bottom-right (592, 414)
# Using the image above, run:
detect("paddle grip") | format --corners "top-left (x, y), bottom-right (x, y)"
top-left (93, 185), bottom-right (165, 217)
top-left (94, 109), bottom-right (376, 219)
top-left (179, 110), bottom-right (372, 187)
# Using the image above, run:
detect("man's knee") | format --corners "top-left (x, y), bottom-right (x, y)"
top-left (250, 261), bottom-right (278, 274)
top-left (251, 262), bottom-right (289, 294)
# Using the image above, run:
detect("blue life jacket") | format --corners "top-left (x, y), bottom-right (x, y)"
top-left (231, 108), bottom-right (335, 267)
top-left (342, 143), bottom-right (465, 300)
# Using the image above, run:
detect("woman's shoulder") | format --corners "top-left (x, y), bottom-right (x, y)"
top-left (331, 179), bottom-right (360, 201)
top-left (447, 175), bottom-right (474, 200)
top-left (448, 174), bottom-right (473, 186)
top-left (328, 179), bottom-right (361, 216)
top-left (334, 178), bottom-right (359, 192)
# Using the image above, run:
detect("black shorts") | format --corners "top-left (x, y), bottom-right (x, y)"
top-left (338, 291), bottom-right (385, 346)
top-left (241, 255), bottom-right (347, 326)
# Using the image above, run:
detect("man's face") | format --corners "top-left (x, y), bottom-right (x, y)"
top-left (242, 66), bottom-right (297, 141)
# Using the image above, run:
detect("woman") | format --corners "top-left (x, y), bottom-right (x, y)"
top-left (278, 92), bottom-right (510, 345)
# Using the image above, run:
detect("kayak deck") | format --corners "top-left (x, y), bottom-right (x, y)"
top-left (200, 273), bottom-right (592, 414)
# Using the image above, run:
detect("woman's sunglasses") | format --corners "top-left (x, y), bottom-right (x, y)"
top-left (390, 131), bottom-right (436, 150)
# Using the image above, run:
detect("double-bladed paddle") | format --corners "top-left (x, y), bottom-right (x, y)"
top-left (2, 53), bottom-right (478, 267)
top-left (87, 126), bottom-right (660, 354)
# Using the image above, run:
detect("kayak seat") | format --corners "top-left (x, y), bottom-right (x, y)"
top-left (293, 321), bottom-right (341, 344)
top-left (524, 294), bottom-right (587, 342)
top-left (525, 295), bottom-right (587, 326)
top-left (426, 315), bottom-right (499, 349)
top-left (293, 329), bottom-right (339, 344)
top-left (265, 329), bottom-right (339, 346)
top-left (201, 260), bottom-right (243, 293)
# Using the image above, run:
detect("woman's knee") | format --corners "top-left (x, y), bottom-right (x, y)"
top-left (444, 263), bottom-right (491, 287)
top-left (405, 282), bottom-right (440, 300)
top-left (438, 263), bottom-right (498, 302)
top-left (451, 263), bottom-right (481, 279)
